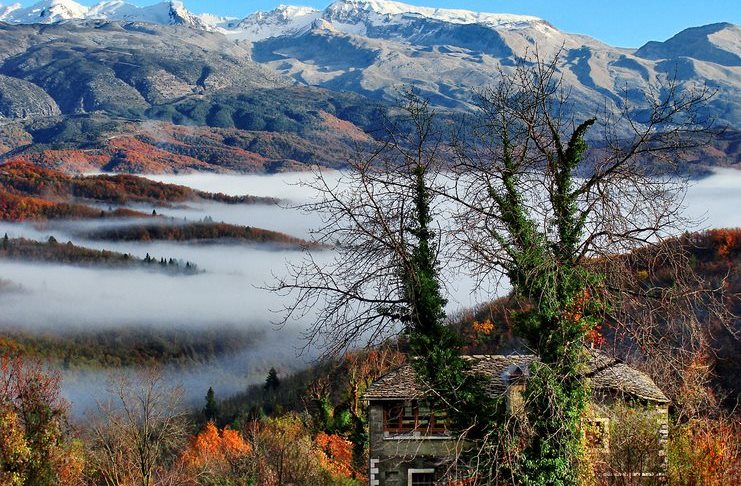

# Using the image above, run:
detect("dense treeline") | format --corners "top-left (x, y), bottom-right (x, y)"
top-left (0, 160), bottom-right (276, 206)
top-left (0, 188), bottom-right (146, 221)
top-left (0, 354), bottom-right (372, 485)
top-left (0, 236), bottom-right (199, 274)
top-left (84, 221), bottom-right (310, 247)
top-left (0, 326), bottom-right (261, 369)
top-left (145, 87), bottom-right (382, 137)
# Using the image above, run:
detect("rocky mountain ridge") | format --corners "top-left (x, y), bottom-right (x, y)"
top-left (0, 0), bottom-right (736, 173)
top-left (2, 1), bottom-right (735, 124)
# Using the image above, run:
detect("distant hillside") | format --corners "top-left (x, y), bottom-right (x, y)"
top-left (0, 188), bottom-right (148, 221)
top-left (0, 236), bottom-right (199, 274)
top-left (0, 160), bottom-right (277, 205)
top-left (0, 325), bottom-right (263, 369)
top-left (0, 20), bottom-right (381, 174)
top-left (0, 160), bottom-right (280, 221)
top-left (450, 229), bottom-right (741, 408)
top-left (83, 220), bottom-right (312, 247)
top-left (0, 89), bottom-right (380, 174)
top-left (0, 7), bottom-right (735, 174)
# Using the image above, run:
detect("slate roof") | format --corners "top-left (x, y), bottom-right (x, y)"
top-left (362, 352), bottom-right (669, 404)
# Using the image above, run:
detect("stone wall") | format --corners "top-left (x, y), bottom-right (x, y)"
top-left (368, 402), bottom-right (459, 485)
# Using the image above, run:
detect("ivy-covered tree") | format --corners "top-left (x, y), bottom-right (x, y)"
top-left (446, 53), bottom-right (719, 483)
top-left (274, 54), bottom-right (719, 484)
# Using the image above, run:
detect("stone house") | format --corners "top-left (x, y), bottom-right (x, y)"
top-left (363, 353), bottom-right (669, 486)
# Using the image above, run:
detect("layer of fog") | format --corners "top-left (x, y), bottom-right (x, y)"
top-left (0, 168), bottom-right (738, 414)
top-left (62, 330), bottom-right (310, 418)
top-left (2, 167), bottom-right (736, 335)
top-left (147, 169), bottom-right (741, 236)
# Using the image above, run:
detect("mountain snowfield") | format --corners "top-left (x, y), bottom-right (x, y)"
top-left (0, 0), bottom-right (236, 28)
top-left (0, 0), bottom-right (571, 41)
top-left (0, 0), bottom-right (738, 125)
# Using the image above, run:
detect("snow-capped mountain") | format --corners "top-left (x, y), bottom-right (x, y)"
top-left (231, 0), bottom-right (552, 42)
top-left (0, 0), bottom-right (562, 40)
top-left (0, 0), bottom-right (737, 128)
top-left (0, 0), bottom-right (87, 24)
top-left (0, 0), bottom-right (235, 28)
top-left (241, 0), bottom-right (738, 125)
top-left (0, 3), bottom-right (21, 19)
top-left (234, 5), bottom-right (322, 41)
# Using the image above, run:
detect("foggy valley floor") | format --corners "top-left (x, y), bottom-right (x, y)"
top-left (0, 169), bottom-right (739, 416)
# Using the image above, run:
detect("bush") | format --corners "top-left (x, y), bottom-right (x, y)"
top-left (668, 417), bottom-right (741, 486)
top-left (0, 355), bottom-right (85, 486)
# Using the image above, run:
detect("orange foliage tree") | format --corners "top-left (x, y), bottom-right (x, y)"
top-left (669, 417), bottom-right (741, 486)
top-left (181, 421), bottom-right (252, 479)
top-left (314, 432), bottom-right (357, 479)
top-left (0, 355), bottom-right (84, 486)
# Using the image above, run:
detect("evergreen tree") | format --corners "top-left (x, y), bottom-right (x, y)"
top-left (203, 386), bottom-right (219, 421)
top-left (264, 367), bottom-right (280, 391)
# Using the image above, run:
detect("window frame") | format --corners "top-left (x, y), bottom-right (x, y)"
top-left (408, 468), bottom-right (435, 485)
top-left (383, 400), bottom-right (448, 435)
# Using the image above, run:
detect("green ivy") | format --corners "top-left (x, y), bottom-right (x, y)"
top-left (400, 115), bottom-right (604, 484)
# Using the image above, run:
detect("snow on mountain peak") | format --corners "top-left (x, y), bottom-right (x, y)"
top-left (0, 1), bottom-right (238, 29)
top-left (0, 3), bottom-right (22, 19)
top-left (235, 4), bottom-right (321, 40)
top-left (0, 0), bottom-right (548, 37)
top-left (231, 0), bottom-right (547, 42)
top-left (324, 0), bottom-right (542, 27)
top-left (3, 0), bottom-right (89, 23)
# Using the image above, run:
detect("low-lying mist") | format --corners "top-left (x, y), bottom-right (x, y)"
top-left (61, 329), bottom-right (311, 417)
top-left (0, 169), bottom-right (738, 415)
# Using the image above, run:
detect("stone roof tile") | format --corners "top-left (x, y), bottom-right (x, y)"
top-left (363, 352), bottom-right (668, 403)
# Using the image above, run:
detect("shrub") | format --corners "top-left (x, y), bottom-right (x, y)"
top-left (668, 416), bottom-right (741, 486)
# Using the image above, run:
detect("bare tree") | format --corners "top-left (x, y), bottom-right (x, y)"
top-left (272, 90), bottom-right (450, 355)
top-left (86, 368), bottom-right (189, 486)
top-left (444, 52), bottom-right (725, 481)
top-left (271, 51), bottom-right (727, 482)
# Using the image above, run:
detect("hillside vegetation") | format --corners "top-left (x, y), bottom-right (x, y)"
top-left (83, 220), bottom-right (311, 247)
top-left (0, 236), bottom-right (199, 274)
top-left (0, 160), bottom-right (276, 205)
top-left (0, 326), bottom-right (261, 369)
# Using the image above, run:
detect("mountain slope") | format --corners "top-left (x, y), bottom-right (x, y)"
top-left (636, 22), bottom-right (741, 66)
top-left (0, 21), bottom-right (285, 116)
top-left (0, 0), bottom-right (736, 125)
top-left (0, 0), bottom-right (88, 24)
top-left (0, 0), bottom-right (736, 174)
top-left (243, 1), bottom-right (740, 128)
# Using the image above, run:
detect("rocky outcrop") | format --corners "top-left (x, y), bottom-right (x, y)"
top-left (0, 75), bottom-right (61, 119)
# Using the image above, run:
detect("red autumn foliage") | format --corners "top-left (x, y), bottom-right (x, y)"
top-left (314, 432), bottom-right (358, 479)
top-left (0, 160), bottom-right (274, 207)
top-left (671, 417), bottom-right (741, 485)
top-left (0, 354), bottom-right (84, 485)
top-left (181, 421), bottom-right (252, 470)
top-left (0, 189), bottom-right (97, 221)
top-left (705, 228), bottom-right (739, 260)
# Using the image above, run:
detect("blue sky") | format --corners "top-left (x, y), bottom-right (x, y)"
top-left (47, 0), bottom-right (741, 47)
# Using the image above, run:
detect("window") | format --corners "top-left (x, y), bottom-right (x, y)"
top-left (409, 469), bottom-right (435, 485)
top-left (383, 400), bottom-right (448, 435)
